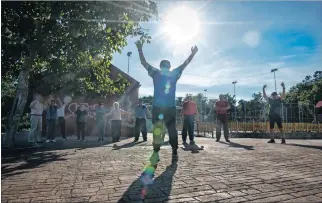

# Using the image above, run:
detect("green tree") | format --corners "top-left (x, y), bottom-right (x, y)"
top-left (1, 1), bottom-right (158, 148)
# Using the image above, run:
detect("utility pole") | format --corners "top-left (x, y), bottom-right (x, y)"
top-left (127, 52), bottom-right (132, 74)
top-left (271, 68), bottom-right (278, 92)
top-left (232, 81), bottom-right (237, 121)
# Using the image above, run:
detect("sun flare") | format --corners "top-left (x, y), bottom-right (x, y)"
top-left (161, 6), bottom-right (201, 44)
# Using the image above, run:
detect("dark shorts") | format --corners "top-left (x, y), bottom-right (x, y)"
top-left (269, 113), bottom-right (282, 129)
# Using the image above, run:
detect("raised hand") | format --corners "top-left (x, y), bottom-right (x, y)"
top-left (191, 46), bottom-right (198, 54)
top-left (281, 82), bottom-right (285, 87)
top-left (135, 40), bottom-right (143, 50)
top-left (263, 84), bottom-right (267, 89)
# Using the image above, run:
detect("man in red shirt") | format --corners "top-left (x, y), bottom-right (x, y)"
top-left (215, 94), bottom-right (230, 142)
top-left (181, 95), bottom-right (198, 145)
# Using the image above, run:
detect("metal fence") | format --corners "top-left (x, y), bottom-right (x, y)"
top-left (143, 97), bottom-right (321, 133)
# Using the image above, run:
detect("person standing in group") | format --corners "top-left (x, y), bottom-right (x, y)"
top-left (57, 98), bottom-right (67, 140)
top-left (181, 95), bottom-right (199, 145)
top-left (134, 99), bottom-right (149, 142)
top-left (46, 99), bottom-right (59, 143)
top-left (75, 104), bottom-right (88, 141)
top-left (215, 95), bottom-right (231, 142)
top-left (106, 102), bottom-right (131, 143)
top-left (135, 40), bottom-right (198, 166)
top-left (263, 82), bottom-right (286, 144)
top-left (95, 102), bottom-right (109, 142)
top-left (29, 94), bottom-right (45, 145)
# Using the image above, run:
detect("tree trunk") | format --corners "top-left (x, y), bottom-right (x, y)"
top-left (3, 57), bottom-right (33, 149)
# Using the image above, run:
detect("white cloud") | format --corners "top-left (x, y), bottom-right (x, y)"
top-left (268, 62), bottom-right (285, 68)
top-left (243, 30), bottom-right (261, 48)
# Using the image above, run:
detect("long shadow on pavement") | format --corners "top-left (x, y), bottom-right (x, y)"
top-left (118, 163), bottom-right (178, 203)
top-left (1, 150), bottom-right (67, 179)
top-left (112, 141), bottom-right (145, 150)
top-left (287, 143), bottom-right (322, 150)
top-left (219, 141), bottom-right (255, 150)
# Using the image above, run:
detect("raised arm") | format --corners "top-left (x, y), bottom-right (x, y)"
top-left (135, 40), bottom-right (158, 76)
top-left (280, 82), bottom-right (286, 100)
top-left (262, 85), bottom-right (268, 100)
top-left (30, 100), bottom-right (38, 109)
top-left (175, 46), bottom-right (198, 72)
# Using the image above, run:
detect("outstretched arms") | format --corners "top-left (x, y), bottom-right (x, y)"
top-left (280, 82), bottom-right (286, 100)
top-left (135, 40), bottom-right (158, 77)
top-left (263, 85), bottom-right (268, 100)
top-left (175, 46), bottom-right (198, 72)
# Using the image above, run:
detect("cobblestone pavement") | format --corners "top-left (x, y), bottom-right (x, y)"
top-left (2, 136), bottom-right (322, 203)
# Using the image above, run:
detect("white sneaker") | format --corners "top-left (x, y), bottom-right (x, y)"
top-left (51, 139), bottom-right (56, 143)
top-left (46, 140), bottom-right (50, 143)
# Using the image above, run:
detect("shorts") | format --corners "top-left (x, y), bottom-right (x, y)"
top-left (269, 113), bottom-right (282, 129)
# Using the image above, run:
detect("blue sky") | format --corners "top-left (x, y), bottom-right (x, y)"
top-left (112, 1), bottom-right (322, 101)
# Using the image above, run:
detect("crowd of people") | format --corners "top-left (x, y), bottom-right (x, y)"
top-left (28, 41), bottom-right (287, 169)
top-left (135, 40), bottom-right (287, 168)
top-left (28, 96), bottom-right (131, 146)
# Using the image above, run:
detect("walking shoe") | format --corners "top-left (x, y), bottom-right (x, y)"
top-left (172, 149), bottom-right (178, 163)
top-left (225, 139), bottom-right (230, 143)
top-left (281, 139), bottom-right (286, 144)
top-left (46, 140), bottom-right (50, 143)
top-left (182, 141), bottom-right (187, 145)
top-left (63, 138), bottom-right (67, 140)
top-left (215, 139), bottom-right (220, 142)
top-left (268, 139), bottom-right (275, 143)
top-left (51, 139), bottom-right (56, 143)
top-left (149, 151), bottom-right (160, 167)
top-left (133, 139), bottom-right (138, 142)
top-left (189, 141), bottom-right (195, 145)
top-left (143, 139), bottom-right (147, 142)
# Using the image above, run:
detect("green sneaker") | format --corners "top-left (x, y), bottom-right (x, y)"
top-left (149, 151), bottom-right (160, 167)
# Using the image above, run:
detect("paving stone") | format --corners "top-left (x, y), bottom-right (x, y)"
top-left (1, 137), bottom-right (322, 203)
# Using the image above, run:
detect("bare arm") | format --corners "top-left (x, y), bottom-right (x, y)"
top-left (262, 85), bottom-right (268, 100)
top-left (280, 82), bottom-right (286, 100)
top-left (174, 46), bottom-right (198, 73)
top-left (136, 41), bottom-right (158, 76)
top-left (30, 100), bottom-right (38, 109)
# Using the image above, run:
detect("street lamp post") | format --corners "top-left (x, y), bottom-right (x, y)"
top-left (271, 68), bottom-right (278, 92)
top-left (127, 52), bottom-right (132, 74)
top-left (232, 81), bottom-right (237, 121)
top-left (204, 89), bottom-right (207, 121)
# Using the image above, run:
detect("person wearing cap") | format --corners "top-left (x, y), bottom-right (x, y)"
top-left (263, 82), bottom-right (286, 144)
top-left (135, 40), bottom-right (198, 166)
top-left (215, 95), bottom-right (231, 142)
top-left (95, 102), bottom-right (109, 142)
top-left (181, 95), bottom-right (198, 145)
top-left (134, 99), bottom-right (149, 142)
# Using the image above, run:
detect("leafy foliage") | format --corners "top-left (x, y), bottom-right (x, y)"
top-left (1, 1), bottom-right (158, 131)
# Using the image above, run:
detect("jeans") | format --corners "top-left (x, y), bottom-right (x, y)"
top-left (28, 115), bottom-right (42, 143)
top-left (135, 118), bottom-right (147, 141)
top-left (216, 114), bottom-right (229, 141)
top-left (111, 120), bottom-right (121, 141)
top-left (152, 106), bottom-right (178, 152)
top-left (58, 117), bottom-right (66, 139)
top-left (182, 115), bottom-right (195, 142)
top-left (47, 119), bottom-right (57, 140)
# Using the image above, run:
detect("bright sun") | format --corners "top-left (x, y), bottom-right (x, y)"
top-left (161, 6), bottom-right (200, 44)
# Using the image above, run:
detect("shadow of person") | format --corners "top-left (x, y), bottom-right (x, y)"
top-left (288, 143), bottom-right (322, 150)
top-left (112, 141), bottom-right (144, 150)
top-left (180, 143), bottom-right (204, 154)
top-left (228, 141), bottom-right (255, 150)
top-left (118, 162), bottom-right (178, 203)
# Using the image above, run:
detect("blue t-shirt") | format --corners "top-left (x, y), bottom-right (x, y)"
top-left (148, 65), bottom-right (183, 108)
top-left (46, 105), bottom-right (58, 120)
top-left (135, 104), bottom-right (147, 119)
top-left (96, 108), bottom-right (108, 121)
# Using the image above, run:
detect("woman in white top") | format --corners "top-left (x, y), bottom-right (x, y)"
top-left (107, 102), bottom-right (131, 142)
top-left (29, 94), bottom-right (45, 144)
